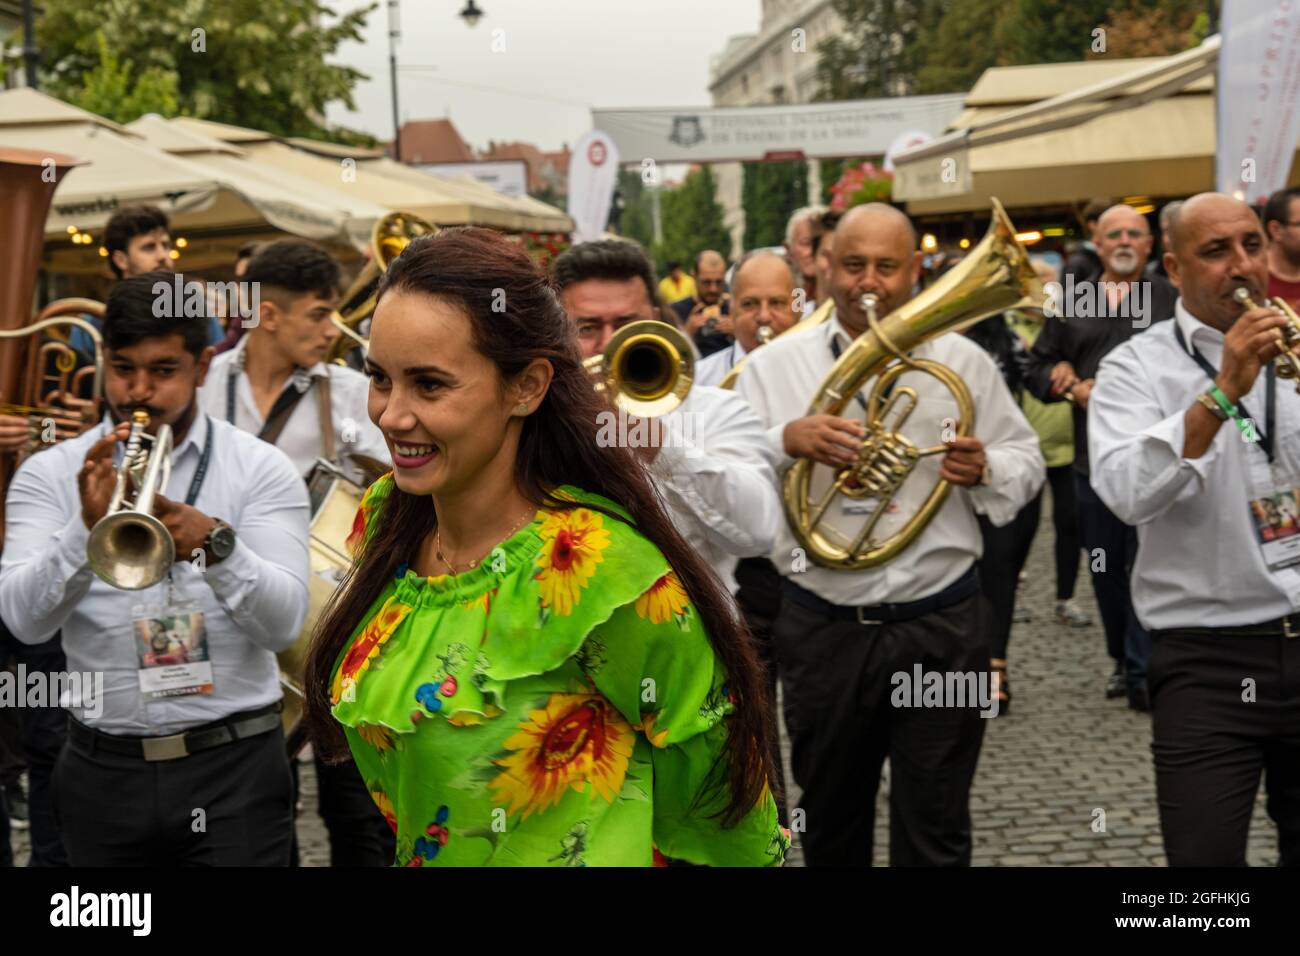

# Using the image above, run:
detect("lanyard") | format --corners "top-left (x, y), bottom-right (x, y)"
top-left (185, 416), bottom-right (215, 506)
top-left (1174, 322), bottom-right (1275, 463)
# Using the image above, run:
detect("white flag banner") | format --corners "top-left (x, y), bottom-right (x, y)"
top-left (567, 130), bottom-right (619, 244)
top-left (1216, 1), bottom-right (1300, 203)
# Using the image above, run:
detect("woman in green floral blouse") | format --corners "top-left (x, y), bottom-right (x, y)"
top-left (303, 227), bottom-right (786, 867)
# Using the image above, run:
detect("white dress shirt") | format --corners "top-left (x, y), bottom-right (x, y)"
top-left (646, 385), bottom-right (782, 592)
top-left (0, 414), bottom-right (310, 735)
top-left (1090, 298), bottom-right (1300, 630)
top-left (736, 312), bottom-right (1045, 605)
top-left (695, 340), bottom-right (750, 388)
top-left (198, 335), bottom-right (390, 485)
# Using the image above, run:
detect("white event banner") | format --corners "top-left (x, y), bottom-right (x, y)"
top-left (567, 129), bottom-right (620, 244)
top-left (1216, 1), bottom-right (1300, 203)
top-left (592, 94), bottom-right (964, 165)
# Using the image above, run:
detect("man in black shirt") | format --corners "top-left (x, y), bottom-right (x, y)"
top-left (1027, 204), bottom-right (1177, 711)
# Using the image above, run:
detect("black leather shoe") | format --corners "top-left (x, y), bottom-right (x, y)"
top-left (1127, 685), bottom-right (1150, 712)
top-left (1105, 668), bottom-right (1126, 699)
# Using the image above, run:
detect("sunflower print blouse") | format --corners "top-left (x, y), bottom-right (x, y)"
top-left (331, 476), bottom-right (788, 867)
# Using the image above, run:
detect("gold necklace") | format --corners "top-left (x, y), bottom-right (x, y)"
top-left (434, 507), bottom-right (535, 575)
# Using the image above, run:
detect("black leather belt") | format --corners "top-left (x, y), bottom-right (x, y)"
top-left (68, 702), bottom-right (283, 762)
top-left (781, 566), bottom-right (980, 626)
top-left (1154, 611), bottom-right (1300, 640)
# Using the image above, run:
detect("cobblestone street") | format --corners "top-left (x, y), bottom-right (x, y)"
top-left (8, 509), bottom-right (1280, 867)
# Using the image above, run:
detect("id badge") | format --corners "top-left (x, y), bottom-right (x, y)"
top-left (131, 600), bottom-right (214, 700)
top-left (1247, 487), bottom-right (1300, 572)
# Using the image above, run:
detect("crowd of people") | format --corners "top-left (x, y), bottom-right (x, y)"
top-left (0, 185), bottom-right (1298, 867)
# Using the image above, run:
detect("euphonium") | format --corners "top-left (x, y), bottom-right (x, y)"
top-left (325, 211), bottom-right (438, 364)
top-left (584, 320), bottom-right (695, 418)
top-left (86, 410), bottom-right (176, 590)
top-left (1233, 287), bottom-right (1300, 389)
top-left (784, 198), bottom-right (1044, 571)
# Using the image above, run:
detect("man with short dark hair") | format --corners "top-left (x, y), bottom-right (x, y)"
top-left (672, 250), bottom-right (732, 356)
top-left (197, 239), bottom-right (390, 867)
top-left (1264, 186), bottom-right (1300, 308)
top-left (105, 205), bottom-right (172, 280)
top-left (0, 273), bottom-right (309, 866)
top-left (198, 239), bottom-right (388, 487)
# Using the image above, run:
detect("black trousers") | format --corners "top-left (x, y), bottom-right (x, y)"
top-left (977, 489), bottom-right (1042, 660)
top-left (1149, 629), bottom-right (1300, 866)
top-left (1046, 464), bottom-right (1081, 602)
top-left (314, 751), bottom-right (396, 866)
top-left (734, 557), bottom-right (788, 827)
top-left (53, 721), bottom-right (293, 866)
top-left (0, 628), bottom-right (69, 866)
top-left (1074, 471), bottom-right (1150, 686)
top-left (774, 591), bottom-right (989, 866)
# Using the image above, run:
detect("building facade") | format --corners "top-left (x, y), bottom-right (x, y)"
top-left (708, 0), bottom-right (841, 256)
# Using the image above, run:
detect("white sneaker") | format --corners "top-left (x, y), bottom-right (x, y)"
top-left (1055, 599), bottom-right (1092, 627)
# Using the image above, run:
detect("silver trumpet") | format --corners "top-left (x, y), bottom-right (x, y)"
top-left (86, 410), bottom-right (176, 590)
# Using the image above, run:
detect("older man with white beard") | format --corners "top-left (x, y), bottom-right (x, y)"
top-left (1025, 204), bottom-right (1178, 711)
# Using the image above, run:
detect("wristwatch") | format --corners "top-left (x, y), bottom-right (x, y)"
top-left (204, 519), bottom-right (237, 564)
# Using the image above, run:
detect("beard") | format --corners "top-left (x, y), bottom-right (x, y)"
top-left (1107, 248), bottom-right (1140, 276)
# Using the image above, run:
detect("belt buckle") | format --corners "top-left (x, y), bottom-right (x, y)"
top-left (855, 607), bottom-right (883, 626)
top-left (1285, 616), bottom-right (1297, 639)
top-left (142, 733), bottom-right (189, 762)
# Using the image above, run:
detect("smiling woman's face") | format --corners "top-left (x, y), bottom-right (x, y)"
top-left (365, 289), bottom-right (519, 499)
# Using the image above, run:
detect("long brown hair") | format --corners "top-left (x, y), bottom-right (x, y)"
top-left (302, 227), bottom-right (777, 825)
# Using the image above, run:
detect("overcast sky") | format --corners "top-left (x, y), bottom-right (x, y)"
top-left (324, 0), bottom-right (761, 152)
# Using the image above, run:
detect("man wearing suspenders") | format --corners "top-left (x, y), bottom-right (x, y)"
top-left (197, 239), bottom-right (392, 866)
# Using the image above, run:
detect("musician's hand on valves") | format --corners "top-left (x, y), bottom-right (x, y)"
top-left (79, 422), bottom-right (131, 530)
top-left (151, 493), bottom-right (218, 563)
top-left (1216, 303), bottom-right (1289, 403)
top-left (0, 414), bottom-right (31, 451)
top-left (784, 414), bottom-right (866, 468)
top-left (940, 434), bottom-right (988, 488)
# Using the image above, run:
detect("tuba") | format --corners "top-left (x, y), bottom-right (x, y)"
top-left (86, 410), bottom-right (176, 590)
top-left (784, 198), bottom-right (1043, 571)
top-left (584, 320), bottom-right (695, 418)
top-left (325, 211), bottom-right (438, 364)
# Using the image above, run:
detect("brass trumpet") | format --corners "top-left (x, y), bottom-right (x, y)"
top-left (584, 320), bottom-right (695, 418)
top-left (86, 410), bottom-right (176, 590)
top-left (1233, 287), bottom-right (1300, 389)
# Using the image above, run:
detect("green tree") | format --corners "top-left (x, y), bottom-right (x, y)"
top-left (742, 160), bottom-right (808, 250)
top-left (38, 0), bottom-right (374, 139)
top-left (913, 0), bottom-right (1015, 93)
top-left (63, 31), bottom-right (180, 123)
top-left (654, 166), bottom-right (731, 272)
top-left (614, 168), bottom-right (655, 250)
top-left (994, 0), bottom-right (1113, 65)
top-left (814, 0), bottom-right (952, 100)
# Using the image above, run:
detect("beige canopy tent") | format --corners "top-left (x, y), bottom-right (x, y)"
top-left (154, 115), bottom-right (573, 232)
top-left (0, 89), bottom-right (388, 272)
top-left (888, 37), bottom-right (1300, 216)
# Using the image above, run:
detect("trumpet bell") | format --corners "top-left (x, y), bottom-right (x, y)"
top-left (586, 320), bottom-right (695, 418)
top-left (87, 510), bottom-right (176, 590)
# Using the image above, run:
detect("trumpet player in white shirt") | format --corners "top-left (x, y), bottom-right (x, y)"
top-left (735, 204), bottom-right (1044, 866)
top-left (1089, 192), bottom-right (1300, 866)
